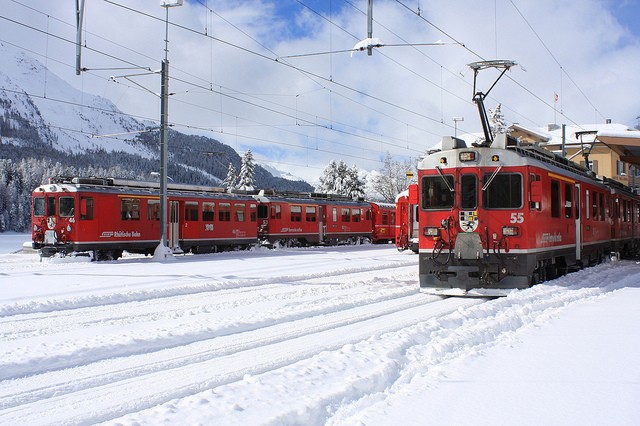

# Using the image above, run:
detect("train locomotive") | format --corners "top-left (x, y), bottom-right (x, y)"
top-left (31, 177), bottom-right (396, 260)
top-left (418, 60), bottom-right (640, 296)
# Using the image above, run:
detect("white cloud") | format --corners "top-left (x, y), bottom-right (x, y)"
top-left (2, 0), bottom-right (640, 182)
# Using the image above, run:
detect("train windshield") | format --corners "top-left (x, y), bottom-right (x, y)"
top-left (33, 197), bottom-right (45, 216)
top-left (421, 175), bottom-right (454, 210)
top-left (482, 173), bottom-right (522, 209)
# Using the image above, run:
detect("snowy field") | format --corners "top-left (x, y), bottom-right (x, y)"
top-left (0, 232), bottom-right (638, 425)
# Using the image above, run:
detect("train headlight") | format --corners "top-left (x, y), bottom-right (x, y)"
top-left (459, 151), bottom-right (477, 161)
top-left (502, 226), bottom-right (519, 236)
top-left (67, 225), bottom-right (72, 232)
top-left (423, 226), bottom-right (440, 237)
top-left (33, 224), bottom-right (40, 232)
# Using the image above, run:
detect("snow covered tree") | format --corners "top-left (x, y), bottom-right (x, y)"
top-left (489, 103), bottom-right (510, 136)
top-left (222, 163), bottom-right (238, 192)
top-left (370, 153), bottom-right (415, 203)
top-left (237, 149), bottom-right (255, 191)
top-left (317, 160), bottom-right (364, 198)
top-left (344, 164), bottom-right (365, 198)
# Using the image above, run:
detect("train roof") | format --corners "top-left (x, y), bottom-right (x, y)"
top-left (34, 176), bottom-right (254, 200)
top-left (252, 189), bottom-right (370, 207)
top-left (420, 134), bottom-right (639, 195)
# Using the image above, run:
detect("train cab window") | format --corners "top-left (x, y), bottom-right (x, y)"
top-left (564, 183), bottom-right (573, 219)
top-left (234, 204), bottom-right (246, 222)
top-left (250, 204), bottom-right (257, 222)
top-left (422, 175), bottom-right (454, 210)
top-left (550, 180), bottom-right (560, 218)
top-left (305, 206), bottom-right (317, 222)
top-left (203, 202), bottom-right (215, 221)
top-left (148, 200), bottom-right (160, 220)
top-left (271, 205), bottom-right (281, 219)
top-left (290, 205), bottom-right (302, 222)
top-left (219, 203), bottom-right (231, 221)
top-left (460, 175), bottom-right (477, 210)
top-left (185, 202), bottom-right (199, 221)
top-left (341, 208), bottom-right (350, 222)
top-left (47, 197), bottom-right (56, 216)
top-left (121, 198), bottom-right (140, 220)
top-left (33, 197), bottom-right (45, 216)
top-left (352, 208), bottom-right (361, 223)
top-left (59, 197), bottom-right (75, 217)
top-left (599, 193), bottom-right (605, 221)
top-left (80, 197), bottom-right (94, 220)
top-left (482, 173), bottom-right (522, 209)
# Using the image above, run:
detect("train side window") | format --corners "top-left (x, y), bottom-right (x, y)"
top-left (391, 212), bottom-right (396, 225)
top-left (592, 191), bottom-right (598, 220)
top-left (585, 190), bottom-right (590, 219)
top-left (271, 205), bottom-right (281, 219)
top-left (422, 175), bottom-right (454, 209)
top-left (342, 208), bottom-right (350, 222)
top-left (290, 205), bottom-right (302, 222)
top-left (352, 208), bottom-right (361, 223)
top-left (33, 197), bottom-right (45, 216)
top-left (483, 173), bottom-right (522, 209)
top-left (564, 183), bottom-right (572, 219)
top-left (305, 206), bottom-right (317, 222)
top-left (382, 211), bottom-right (389, 225)
top-left (529, 174), bottom-right (542, 210)
top-left (202, 202), bottom-right (215, 221)
top-left (47, 197), bottom-right (56, 216)
top-left (80, 197), bottom-right (94, 220)
top-left (599, 193), bottom-right (605, 221)
top-left (250, 204), bottom-right (257, 222)
top-left (219, 203), bottom-right (231, 221)
top-left (550, 180), bottom-right (560, 218)
top-left (235, 204), bottom-right (245, 222)
top-left (148, 200), bottom-right (160, 220)
top-left (332, 208), bottom-right (337, 222)
top-left (121, 198), bottom-right (140, 220)
top-left (185, 202), bottom-right (199, 221)
top-left (460, 174), bottom-right (477, 210)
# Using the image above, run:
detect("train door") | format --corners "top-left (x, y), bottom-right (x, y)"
top-left (318, 205), bottom-right (326, 242)
top-left (168, 200), bottom-right (180, 251)
top-left (575, 184), bottom-right (582, 261)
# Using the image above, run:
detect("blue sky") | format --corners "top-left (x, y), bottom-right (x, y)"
top-left (3, 0), bottom-right (640, 182)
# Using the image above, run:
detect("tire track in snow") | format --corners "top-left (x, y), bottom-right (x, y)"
top-left (0, 296), bottom-right (480, 425)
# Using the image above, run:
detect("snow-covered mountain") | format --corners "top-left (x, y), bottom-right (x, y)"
top-left (0, 42), bottom-right (150, 155)
top-left (0, 42), bottom-right (313, 194)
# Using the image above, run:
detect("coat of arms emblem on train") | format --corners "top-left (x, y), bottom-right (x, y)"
top-left (459, 210), bottom-right (478, 232)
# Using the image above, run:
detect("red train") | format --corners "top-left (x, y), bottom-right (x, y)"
top-left (395, 184), bottom-right (419, 253)
top-left (418, 61), bottom-right (640, 296)
top-left (31, 177), bottom-right (395, 260)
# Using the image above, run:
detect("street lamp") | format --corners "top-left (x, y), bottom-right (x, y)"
top-left (157, 0), bottom-right (183, 255)
top-left (453, 116), bottom-right (464, 137)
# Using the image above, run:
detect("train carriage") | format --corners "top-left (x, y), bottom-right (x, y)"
top-left (417, 59), bottom-right (640, 296)
top-left (32, 177), bottom-right (257, 259)
top-left (418, 133), bottom-right (639, 295)
top-left (254, 192), bottom-right (374, 246)
top-left (395, 184), bottom-right (419, 253)
top-left (369, 202), bottom-right (396, 244)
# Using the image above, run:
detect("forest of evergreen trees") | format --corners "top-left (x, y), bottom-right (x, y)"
top-left (0, 128), bottom-right (312, 233)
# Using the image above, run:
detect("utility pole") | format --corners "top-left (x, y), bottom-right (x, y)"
top-left (158, 0), bottom-right (183, 253)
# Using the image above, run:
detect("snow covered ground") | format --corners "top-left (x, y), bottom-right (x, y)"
top-left (0, 232), bottom-right (638, 425)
